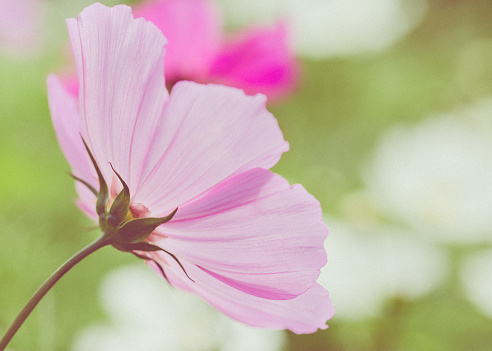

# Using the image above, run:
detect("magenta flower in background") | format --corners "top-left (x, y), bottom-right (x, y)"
top-left (132, 0), bottom-right (298, 101)
top-left (47, 3), bottom-right (333, 334)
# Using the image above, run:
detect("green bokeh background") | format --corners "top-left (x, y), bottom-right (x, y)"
top-left (1, 0), bottom-right (492, 350)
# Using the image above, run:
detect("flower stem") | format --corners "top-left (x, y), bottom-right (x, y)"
top-left (0, 234), bottom-right (110, 351)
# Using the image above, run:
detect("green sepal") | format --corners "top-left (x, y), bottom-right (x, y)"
top-left (69, 173), bottom-right (97, 197)
top-left (114, 241), bottom-right (163, 252)
top-left (81, 137), bottom-right (108, 225)
top-left (116, 208), bottom-right (178, 244)
top-left (131, 251), bottom-right (173, 286)
top-left (149, 259), bottom-right (172, 287)
top-left (107, 163), bottom-right (130, 228)
top-left (159, 246), bottom-right (194, 283)
top-left (113, 239), bottom-right (194, 283)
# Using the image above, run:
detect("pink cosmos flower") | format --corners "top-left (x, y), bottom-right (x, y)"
top-left (47, 3), bottom-right (333, 334)
top-left (132, 0), bottom-right (298, 101)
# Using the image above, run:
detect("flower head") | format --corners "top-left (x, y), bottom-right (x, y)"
top-left (47, 3), bottom-right (332, 333)
top-left (131, 0), bottom-right (299, 100)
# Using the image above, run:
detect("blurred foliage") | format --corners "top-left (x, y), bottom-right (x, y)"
top-left (1, 0), bottom-right (492, 350)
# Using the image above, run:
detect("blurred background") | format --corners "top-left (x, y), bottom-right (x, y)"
top-left (1, 0), bottom-right (492, 350)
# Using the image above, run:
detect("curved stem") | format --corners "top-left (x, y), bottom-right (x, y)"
top-left (0, 235), bottom-right (110, 351)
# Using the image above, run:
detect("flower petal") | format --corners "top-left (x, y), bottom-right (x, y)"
top-left (66, 3), bottom-right (169, 192)
top-left (133, 81), bottom-right (289, 215)
top-left (133, 0), bottom-right (221, 83)
top-left (48, 74), bottom-right (99, 220)
top-left (150, 168), bottom-right (327, 300)
top-left (210, 23), bottom-right (299, 100)
top-left (148, 258), bottom-right (334, 334)
top-left (47, 74), bottom-right (92, 182)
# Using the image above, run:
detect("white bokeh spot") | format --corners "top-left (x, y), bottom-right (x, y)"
top-left (216, 0), bottom-right (428, 58)
top-left (318, 218), bottom-right (448, 320)
top-left (461, 250), bottom-right (492, 318)
top-left (71, 264), bottom-right (286, 351)
top-left (365, 100), bottom-right (492, 244)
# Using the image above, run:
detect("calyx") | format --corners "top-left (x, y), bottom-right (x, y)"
top-left (72, 138), bottom-right (178, 252)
